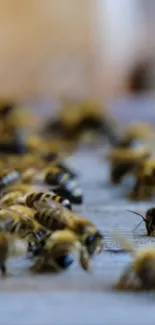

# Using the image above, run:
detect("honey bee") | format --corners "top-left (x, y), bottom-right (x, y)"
top-left (129, 157), bottom-right (155, 200)
top-left (128, 208), bottom-right (155, 236)
top-left (44, 167), bottom-right (83, 204)
top-left (31, 230), bottom-right (90, 273)
top-left (107, 146), bottom-right (151, 184)
top-left (21, 191), bottom-right (72, 210)
top-left (112, 232), bottom-right (155, 291)
top-left (33, 201), bottom-right (103, 256)
top-left (0, 170), bottom-right (20, 191)
top-left (0, 191), bottom-right (23, 206)
top-left (118, 122), bottom-right (155, 148)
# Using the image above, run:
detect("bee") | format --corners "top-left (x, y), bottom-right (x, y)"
top-left (107, 146), bottom-right (151, 184)
top-left (0, 102), bottom-right (14, 117)
top-left (128, 208), bottom-right (155, 236)
top-left (44, 167), bottom-right (83, 204)
top-left (0, 191), bottom-right (23, 206)
top-left (0, 169), bottom-right (20, 191)
top-left (118, 122), bottom-right (155, 148)
top-left (129, 157), bottom-right (155, 200)
top-left (21, 191), bottom-right (72, 210)
top-left (33, 201), bottom-right (103, 256)
top-left (0, 207), bottom-right (47, 254)
top-left (112, 232), bottom-right (155, 291)
top-left (31, 230), bottom-right (90, 273)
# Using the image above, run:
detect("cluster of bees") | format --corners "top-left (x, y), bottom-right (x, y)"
top-left (0, 100), bottom-right (105, 276)
top-left (0, 100), bottom-right (155, 291)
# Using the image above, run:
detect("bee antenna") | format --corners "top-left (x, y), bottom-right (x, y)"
top-left (132, 220), bottom-right (144, 233)
top-left (127, 210), bottom-right (146, 222)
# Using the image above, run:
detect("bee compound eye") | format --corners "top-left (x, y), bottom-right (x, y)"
top-left (56, 254), bottom-right (74, 269)
top-left (88, 235), bottom-right (95, 242)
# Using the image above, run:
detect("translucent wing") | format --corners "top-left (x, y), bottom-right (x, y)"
top-left (111, 231), bottom-right (135, 256)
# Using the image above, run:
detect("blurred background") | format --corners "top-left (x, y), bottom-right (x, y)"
top-left (0, 0), bottom-right (155, 110)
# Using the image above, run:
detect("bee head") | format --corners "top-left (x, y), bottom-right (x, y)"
top-left (84, 230), bottom-right (103, 256)
top-left (128, 209), bottom-right (155, 236)
top-left (145, 208), bottom-right (155, 236)
top-left (56, 254), bottom-right (74, 269)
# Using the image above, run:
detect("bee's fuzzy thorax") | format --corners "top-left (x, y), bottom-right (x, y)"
top-left (134, 247), bottom-right (155, 270)
top-left (45, 230), bottom-right (78, 250)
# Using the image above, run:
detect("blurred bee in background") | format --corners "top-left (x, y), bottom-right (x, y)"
top-left (107, 146), bottom-right (151, 185)
top-left (44, 167), bottom-right (83, 204)
top-left (31, 230), bottom-right (90, 273)
top-left (129, 157), bottom-right (155, 200)
top-left (0, 102), bottom-right (28, 154)
top-left (79, 100), bottom-right (124, 146)
top-left (114, 122), bottom-right (155, 148)
top-left (42, 98), bottom-right (125, 147)
top-left (112, 232), bottom-right (155, 291)
top-left (129, 208), bottom-right (155, 236)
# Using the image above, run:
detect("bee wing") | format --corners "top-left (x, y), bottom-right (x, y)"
top-left (33, 199), bottom-right (73, 217)
top-left (111, 231), bottom-right (135, 256)
top-left (5, 207), bottom-right (32, 221)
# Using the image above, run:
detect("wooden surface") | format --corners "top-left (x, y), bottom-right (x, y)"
top-left (1, 149), bottom-right (155, 325)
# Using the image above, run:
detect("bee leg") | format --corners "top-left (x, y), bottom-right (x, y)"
top-left (129, 179), bottom-right (145, 200)
top-left (80, 246), bottom-right (90, 271)
top-left (30, 256), bottom-right (45, 273)
top-left (1, 263), bottom-right (6, 276)
top-left (48, 257), bottom-right (61, 272)
top-left (26, 242), bottom-right (34, 258)
top-left (114, 264), bottom-right (134, 290)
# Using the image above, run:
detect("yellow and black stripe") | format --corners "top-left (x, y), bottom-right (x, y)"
top-left (25, 191), bottom-right (72, 210)
top-left (34, 207), bottom-right (66, 231)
